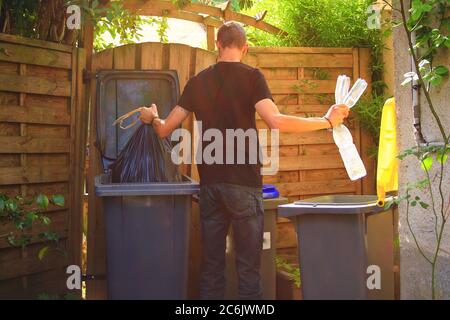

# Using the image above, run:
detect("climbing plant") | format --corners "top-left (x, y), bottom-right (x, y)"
top-left (383, 0), bottom-right (449, 300)
top-left (0, 193), bottom-right (66, 260)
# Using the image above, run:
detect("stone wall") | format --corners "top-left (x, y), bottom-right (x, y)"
top-left (393, 0), bottom-right (450, 299)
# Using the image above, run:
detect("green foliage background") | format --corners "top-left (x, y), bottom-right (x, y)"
top-left (244, 0), bottom-right (381, 47)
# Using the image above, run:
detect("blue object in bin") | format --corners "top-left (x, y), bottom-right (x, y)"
top-left (262, 184), bottom-right (279, 199)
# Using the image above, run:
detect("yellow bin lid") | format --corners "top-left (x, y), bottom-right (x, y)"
top-left (376, 97), bottom-right (399, 207)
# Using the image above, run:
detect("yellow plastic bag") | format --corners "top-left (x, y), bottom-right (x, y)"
top-left (377, 97), bottom-right (399, 206)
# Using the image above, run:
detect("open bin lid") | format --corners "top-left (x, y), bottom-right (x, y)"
top-left (96, 70), bottom-right (180, 171)
top-left (278, 195), bottom-right (393, 217)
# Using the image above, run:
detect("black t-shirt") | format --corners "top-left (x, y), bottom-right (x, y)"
top-left (178, 61), bottom-right (273, 187)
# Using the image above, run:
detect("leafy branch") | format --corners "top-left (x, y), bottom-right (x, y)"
top-left (397, 0), bottom-right (449, 143)
top-left (276, 256), bottom-right (301, 288)
top-left (0, 193), bottom-right (65, 260)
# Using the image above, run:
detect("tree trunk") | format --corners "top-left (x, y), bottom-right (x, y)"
top-left (37, 0), bottom-right (72, 43)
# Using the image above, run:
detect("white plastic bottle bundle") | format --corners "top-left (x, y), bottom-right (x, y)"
top-left (333, 76), bottom-right (368, 181)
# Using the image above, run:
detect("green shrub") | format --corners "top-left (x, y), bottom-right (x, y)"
top-left (244, 0), bottom-right (381, 47)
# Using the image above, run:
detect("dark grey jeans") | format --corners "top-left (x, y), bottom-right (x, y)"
top-left (199, 183), bottom-right (264, 300)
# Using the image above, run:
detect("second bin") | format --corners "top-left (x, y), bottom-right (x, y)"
top-left (278, 195), bottom-right (396, 300)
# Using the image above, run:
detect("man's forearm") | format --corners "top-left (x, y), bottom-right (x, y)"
top-left (270, 114), bottom-right (331, 133)
top-left (152, 118), bottom-right (170, 138)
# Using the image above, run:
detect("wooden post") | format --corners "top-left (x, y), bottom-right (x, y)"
top-left (206, 25), bottom-right (215, 52)
top-left (359, 48), bottom-right (376, 195)
top-left (352, 47), bottom-right (363, 195)
top-left (69, 47), bottom-right (87, 292)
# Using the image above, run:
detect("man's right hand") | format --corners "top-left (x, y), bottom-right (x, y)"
top-left (324, 104), bottom-right (350, 127)
top-left (139, 104), bottom-right (159, 124)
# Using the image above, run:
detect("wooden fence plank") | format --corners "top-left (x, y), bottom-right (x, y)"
top-left (0, 137), bottom-right (70, 153)
top-left (303, 168), bottom-right (349, 181)
top-left (0, 42), bottom-right (72, 69)
top-left (194, 48), bottom-right (216, 75)
top-left (0, 249), bottom-right (68, 281)
top-left (169, 43), bottom-right (192, 90)
top-left (169, 43), bottom-right (194, 176)
top-left (267, 79), bottom-right (335, 94)
top-left (260, 130), bottom-right (335, 146)
top-left (278, 154), bottom-right (344, 171)
top-left (140, 42), bottom-right (164, 69)
top-left (260, 67), bottom-right (298, 80)
top-left (277, 222), bottom-right (298, 249)
top-left (0, 166), bottom-right (70, 185)
top-left (86, 48), bottom-right (114, 300)
top-left (279, 105), bottom-right (330, 114)
top-left (69, 47), bottom-right (87, 275)
top-left (113, 45), bottom-right (136, 69)
top-left (276, 180), bottom-right (356, 196)
top-left (249, 47), bottom-right (353, 54)
top-left (0, 105), bottom-right (70, 125)
top-left (303, 67), bottom-right (353, 80)
top-left (26, 65), bottom-right (70, 81)
top-left (0, 74), bottom-right (71, 97)
top-left (0, 33), bottom-right (73, 53)
top-left (245, 53), bottom-right (354, 68)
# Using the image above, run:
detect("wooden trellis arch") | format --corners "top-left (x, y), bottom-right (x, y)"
top-left (98, 0), bottom-right (287, 51)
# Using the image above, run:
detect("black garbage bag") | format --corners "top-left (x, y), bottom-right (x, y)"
top-left (109, 124), bottom-right (182, 183)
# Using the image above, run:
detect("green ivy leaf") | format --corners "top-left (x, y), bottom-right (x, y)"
top-left (420, 156), bottom-right (433, 171)
top-left (40, 231), bottom-right (59, 243)
top-left (36, 194), bottom-right (49, 209)
top-left (38, 246), bottom-right (50, 261)
top-left (384, 199), bottom-right (394, 210)
top-left (434, 66), bottom-right (449, 76)
top-left (445, 38), bottom-right (450, 48)
top-left (7, 234), bottom-right (17, 246)
top-left (5, 199), bottom-right (18, 212)
top-left (430, 74), bottom-right (443, 86)
top-left (41, 215), bottom-right (51, 226)
top-left (51, 195), bottom-right (65, 207)
top-left (25, 212), bottom-right (38, 227)
top-left (419, 201), bottom-right (429, 209)
top-left (0, 198), bottom-right (4, 212)
top-left (436, 150), bottom-right (448, 164)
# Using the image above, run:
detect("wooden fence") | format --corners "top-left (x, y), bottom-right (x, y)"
top-left (86, 42), bottom-right (375, 299)
top-left (0, 34), bottom-right (85, 299)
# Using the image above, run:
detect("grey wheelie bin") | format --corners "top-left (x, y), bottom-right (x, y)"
top-left (278, 195), bottom-right (396, 300)
top-left (94, 70), bottom-right (199, 300)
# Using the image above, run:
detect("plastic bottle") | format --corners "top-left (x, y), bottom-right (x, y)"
top-left (333, 125), bottom-right (367, 181)
top-left (343, 79), bottom-right (368, 108)
top-left (335, 75), bottom-right (351, 104)
top-left (332, 77), bottom-right (368, 181)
